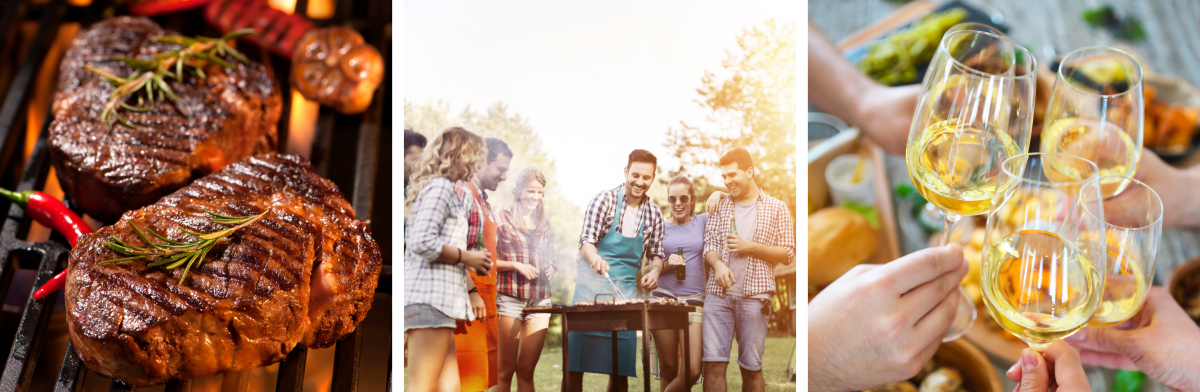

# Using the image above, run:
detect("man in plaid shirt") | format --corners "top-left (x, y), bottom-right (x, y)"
top-left (701, 147), bottom-right (795, 392)
top-left (454, 137), bottom-right (513, 392)
top-left (567, 149), bottom-right (666, 391)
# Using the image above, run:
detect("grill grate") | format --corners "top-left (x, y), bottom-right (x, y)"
top-left (0, 0), bottom-right (392, 390)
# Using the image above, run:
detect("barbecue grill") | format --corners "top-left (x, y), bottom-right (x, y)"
top-left (0, 0), bottom-right (391, 390)
top-left (525, 296), bottom-right (695, 392)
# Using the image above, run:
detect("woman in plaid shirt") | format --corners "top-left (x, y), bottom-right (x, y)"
top-left (404, 127), bottom-right (495, 392)
top-left (493, 167), bottom-right (557, 392)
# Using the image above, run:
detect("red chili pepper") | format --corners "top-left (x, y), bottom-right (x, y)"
top-left (128, 0), bottom-right (215, 16)
top-left (0, 188), bottom-right (94, 300)
top-left (0, 189), bottom-right (91, 247)
top-left (205, 0), bottom-right (316, 58)
top-left (33, 272), bottom-right (66, 300)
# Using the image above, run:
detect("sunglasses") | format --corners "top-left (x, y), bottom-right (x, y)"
top-left (668, 195), bottom-right (691, 204)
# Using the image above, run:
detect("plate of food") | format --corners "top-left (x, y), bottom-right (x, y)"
top-left (840, 0), bottom-right (1009, 87)
top-left (862, 338), bottom-right (1003, 392)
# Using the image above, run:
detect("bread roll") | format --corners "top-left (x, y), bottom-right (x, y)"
top-left (808, 207), bottom-right (878, 285)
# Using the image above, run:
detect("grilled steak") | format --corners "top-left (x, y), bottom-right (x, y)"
top-left (65, 154), bottom-right (381, 387)
top-left (50, 17), bottom-right (281, 223)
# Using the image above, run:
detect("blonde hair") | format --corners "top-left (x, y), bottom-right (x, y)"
top-left (405, 127), bottom-right (487, 213)
top-left (510, 167), bottom-right (550, 232)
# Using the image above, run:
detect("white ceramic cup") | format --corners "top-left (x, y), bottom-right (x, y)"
top-left (825, 153), bottom-right (875, 206)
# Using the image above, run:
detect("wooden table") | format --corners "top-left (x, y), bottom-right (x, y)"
top-left (813, 1), bottom-right (1200, 390)
top-left (524, 302), bottom-right (695, 392)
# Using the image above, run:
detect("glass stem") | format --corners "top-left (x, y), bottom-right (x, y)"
top-left (941, 211), bottom-right (962, 246)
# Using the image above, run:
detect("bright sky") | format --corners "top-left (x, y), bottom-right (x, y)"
top-left (404, 1), bottom-right (796, 208)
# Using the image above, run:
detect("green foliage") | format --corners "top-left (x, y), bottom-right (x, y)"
top-left (662, 19), bottom-right (796, 224)
top-left (842, 202), bottom-right (880, 229)
top-left (1113, 370), bottom-right (1146, 392)
top-left (1082, 5), bottom-right (1146, 42)
top-left (404, 100), bottom-right (584, 307)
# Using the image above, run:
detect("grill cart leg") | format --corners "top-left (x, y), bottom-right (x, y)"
top-left (642, 308), bottom-right (649, 392)
top-left (682, 321), bottom-right (691, 392)
top-left (611, 331), bottom-right (618, 389)
top-left (561, 315), bottom-right (570, 392)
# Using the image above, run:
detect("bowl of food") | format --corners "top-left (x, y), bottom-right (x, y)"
top-left (1168, 256), bottom-right (1200, 323)
top-left (863, 339), bottom-right (1003, 392)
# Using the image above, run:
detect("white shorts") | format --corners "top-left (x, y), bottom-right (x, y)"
top-left (496, 293), bottom-right (552, 320)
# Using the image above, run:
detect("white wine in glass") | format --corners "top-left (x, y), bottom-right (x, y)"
top-left (909, 119), bottom-right (1022, 217)
top-left (982, 153), bottom-right (1107, 352)
top-left (1088, 175), bottom-right (1162, 327)
top-left (905, 28), bottom-right (1037, 342)
top-left (984, 229), bottom-right (1103, 345)
top-left (1041, 47), bottom-right (1144, 197)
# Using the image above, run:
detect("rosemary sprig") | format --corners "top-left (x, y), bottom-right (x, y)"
top-left (85, 28), bottom-right (255, 131)
top-left (100, 209), bottom-right (265, 285)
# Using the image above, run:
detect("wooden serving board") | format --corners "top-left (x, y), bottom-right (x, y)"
top-left (808, 130), bottom-right (901, 265)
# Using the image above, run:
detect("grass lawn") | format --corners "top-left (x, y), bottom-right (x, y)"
top-left (402, 335), bottom-right (796, 391)
top-left (528, 335), bottom-right (796, 392)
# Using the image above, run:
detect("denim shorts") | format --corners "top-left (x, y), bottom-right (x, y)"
top-left (701, 294), bottom-right (771, 371)
top-left (404, 304), bottom-right (456, 331)
top-left (496, 293), bottom-right (551, 320)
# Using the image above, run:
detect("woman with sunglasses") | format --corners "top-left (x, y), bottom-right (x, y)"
top-left (644, 175), bottom-right (715, 391)
top-left (493, 168), bottom-right (557, 392)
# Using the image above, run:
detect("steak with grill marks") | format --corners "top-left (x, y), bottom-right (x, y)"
top-left (64, 154), bottom-right (381, 387)
top-left (49, 17), bottom-right (280, 223)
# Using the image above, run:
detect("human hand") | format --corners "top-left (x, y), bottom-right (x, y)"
top-left (713, 264), bottom-right (735, 289)
top-left (641, 266), bottom-right (660, 291)
top-left (808, 244), bottom-right (967, 392)
top-left (461, 249), bottom-right (493, 276)
top-left (587, 256), bottom-right (610, 276)
top-left (667, 254), bottom-right (687, 268)
top-left (1005, 342), bottom-right (1091, 392)
top-left (727, 234), bottom-right (757, 254)
top-left (1132, 149), bottom-right (1200, 228)
top-left (706, 191), bottom-right (726, 214)
top-left (852, 84), bottom-right (920, 155)
top-left (1064, 286), bottom-right (1200, 391)
top-left (546, 265), bottom-right (557, 280)
top-left (513, 263), bottom-right (539, 280)
top-left (469, 291), bottom-right (485, 320)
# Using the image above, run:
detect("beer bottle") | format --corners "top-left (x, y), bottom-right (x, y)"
top-left (676, 247), bottom-right (686, 280)
top-left (730, 216), bottom-right (738, 236)
top-left (474, 229), bottom-right (487, 276)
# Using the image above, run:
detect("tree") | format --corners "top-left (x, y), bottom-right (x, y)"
top-left (404, 100), bottom-right (585, 318)
top-left (661, 19), bottom-right (797, 332)
top-left (663, 19), bottom-right (796, 220)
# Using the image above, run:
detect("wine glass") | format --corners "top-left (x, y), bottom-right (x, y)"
top-left (905, 29), bottom-right (1037, 341)
top-left (1040, 47), bottom-right (1144, 198)
top-left (981, 152), bottom-right (1107, 352)
top-left (1087, 175), bottom-right (1162, 327)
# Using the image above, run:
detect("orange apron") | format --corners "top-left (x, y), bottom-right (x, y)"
top-left (455, 183), bottom-right (499, 392)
